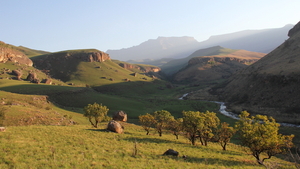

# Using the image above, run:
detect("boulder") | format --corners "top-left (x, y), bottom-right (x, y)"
top-left (163, 149), bottom-right (179, 157)
top-left (112, 111), bottom-right (127, 122)
top-left (12, 70), bottom-right (22, 80)
top-left (107, 120), bottom-right (123, 134)
top-left (26, 72), bottom-right (39, 83)
top-left (0, 127), bottom-right (6, 132)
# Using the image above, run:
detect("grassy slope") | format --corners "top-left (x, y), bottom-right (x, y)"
top-left (0, 124), bottom-right (295, 169)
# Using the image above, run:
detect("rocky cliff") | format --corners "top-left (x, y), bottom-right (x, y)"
top-left (214, 21), bottom-right (300, 124)
top-left (0, 41), bottom-right (33, 66)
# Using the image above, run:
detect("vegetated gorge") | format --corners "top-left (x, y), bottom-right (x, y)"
top-left (0, 22), bottom-right (300, 169)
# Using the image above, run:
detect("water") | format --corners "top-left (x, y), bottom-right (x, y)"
top-left (178, 93), bottom-right (300, 128)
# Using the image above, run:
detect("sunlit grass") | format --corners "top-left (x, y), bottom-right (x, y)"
top-left (0, 124), bottom-right (295, 169)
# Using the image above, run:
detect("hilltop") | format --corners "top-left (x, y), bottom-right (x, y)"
top-left (173, 49), bottom-right (265, 85)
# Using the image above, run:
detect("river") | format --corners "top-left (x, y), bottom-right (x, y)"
top-left (179, 93), bottom-right (300, 128)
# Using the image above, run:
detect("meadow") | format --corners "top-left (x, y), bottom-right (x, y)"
top-left (0, 123), bottom-right (296, 169)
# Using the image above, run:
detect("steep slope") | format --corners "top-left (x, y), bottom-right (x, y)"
top-left (107, 36), bottom-right (200, 61)
top-left (173, 50), bottom-right (265, 84)
top-left (215, 22), bottom-right (300, 124)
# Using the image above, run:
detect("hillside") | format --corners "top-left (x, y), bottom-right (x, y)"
top-left (1, 124), bottom-right (295, 168)
top-left (212, 21), bottom-right (300, 124)
top-left (31, 49), bottom-right (161, 86)
top-left (173, 50), bottom-right (265, 85)
top-left (160, 46), bottom-right (237, 76)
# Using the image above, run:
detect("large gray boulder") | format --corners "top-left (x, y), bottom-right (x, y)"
top-left (107, 120), bottom-right (123, 134)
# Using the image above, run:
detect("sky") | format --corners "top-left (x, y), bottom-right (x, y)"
top-left (0, 0), bottom-right (299, 52)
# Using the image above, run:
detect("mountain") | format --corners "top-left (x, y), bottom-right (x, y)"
top-left (106, 25), bottom-right (292, 63)
top-left (173, 49), bottom-right (265, 85)
top-left (197, 24), bottom-right (293, 53)
top-left (106, 36), bottom-right (201, 61)
top-left (212, 22), bottom-right (300, 124)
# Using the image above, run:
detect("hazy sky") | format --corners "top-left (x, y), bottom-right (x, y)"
top-left (0, 0), bottom-right (299, 52)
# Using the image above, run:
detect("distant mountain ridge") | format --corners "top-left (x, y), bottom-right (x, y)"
top-left (106, 25), bottom-right (292, 63)
top-left (107, 36), bottom-right (200, 62)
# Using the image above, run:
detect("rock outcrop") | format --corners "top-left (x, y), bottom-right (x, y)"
top-left (107, 120), bottom-right (123, 134)
top-left (0, 41), bottom-right (33, 66)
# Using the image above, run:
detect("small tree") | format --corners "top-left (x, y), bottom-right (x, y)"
top-left (167, 118), bottom-right (183, 139)
top-left (83, 103), bottom-right (109, 128)
top-left (182, 111), bottom-right (203, 145)
top-left (215, 122), bottom-right (236, 150)
top-left (198, 111), bottom-right (220, 146)
top-left (236, 111), bottom-right (294, 166)
top-left (153, 110), bottom-right (174, 137)
top-left (139, 113), bottom-right (155, 135)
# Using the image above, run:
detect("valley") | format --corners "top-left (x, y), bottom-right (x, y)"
top-left (0, 22), bottom-right (300, 168)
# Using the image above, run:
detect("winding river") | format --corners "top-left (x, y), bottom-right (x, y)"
top-left (179, 93), bottom-right (300, 128)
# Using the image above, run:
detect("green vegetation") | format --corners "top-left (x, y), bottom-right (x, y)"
top-left (83, 103), bottom-right (110, 128)
top-left (0, 46), bottom-right (298, 168)
top-left (236, 111), bottom-right (294, 167)
top-left (0, 124), bottom-right (295, 169)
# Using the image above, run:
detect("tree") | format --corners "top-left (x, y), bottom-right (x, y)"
top-left (139, 113), bottom-right (155, 135)
top-left (198, 111), bottom-right (220, 146)
top-left (153, 110), bottom-right (174, 137)
top-left (182, 111), bottom-right (203, 145)
top-left (235, 111), bottom-right (294, 166)
top-left (83, 103), bottom-right (109, 128)
top-left (215, 122), bottom-right (236, 150)
top-left (167, 118), bottom-right (183, 139)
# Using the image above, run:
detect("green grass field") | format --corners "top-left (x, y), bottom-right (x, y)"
top-left (0, 124), bottom-right (296, 169)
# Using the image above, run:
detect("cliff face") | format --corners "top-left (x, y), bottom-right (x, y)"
top-left (0, 41), bottom-right (33, 66)
top-left (214, 22), bottom-right (300, 123)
